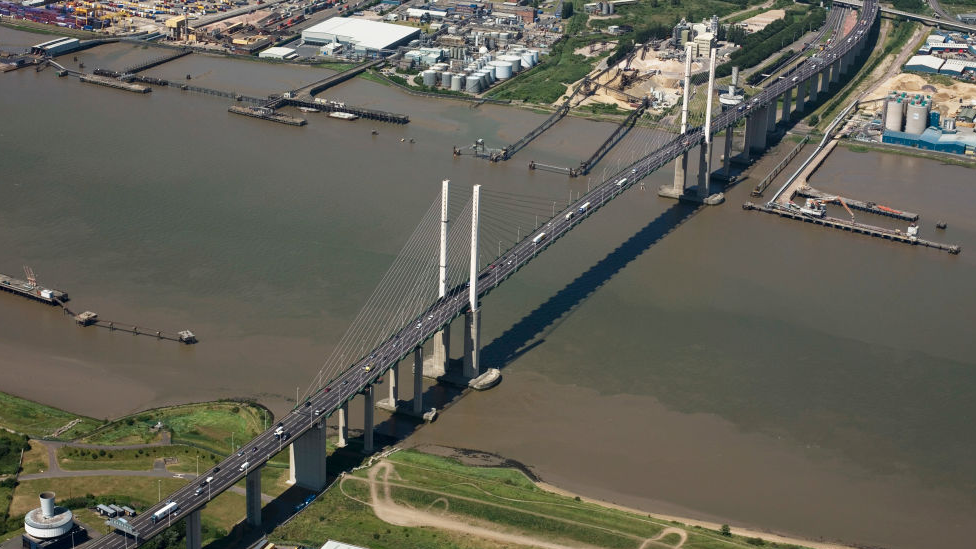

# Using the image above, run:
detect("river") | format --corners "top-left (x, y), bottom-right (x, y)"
top-left (1, 29), bottom-right (974, 549)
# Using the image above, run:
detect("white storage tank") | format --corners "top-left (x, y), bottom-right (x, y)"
top-left (466, 75), bottom-right (482, 93)
top-left (521, 52), bottom-right (534, 69)
top-left (491, 60), bottom-right (513, 79)
top-left (422, 70), bottom-right (437, 87)
top-left (500, 55), bottom-right (522, 73)
top-left (528, 49), bottom-right (539, 64)
top-left (885, 98), bottom-right (903, 132)
top-left (451, 74), bottom-right (463, 91)
top-left (486, 65), bottom-right (497, 81)
top-left (499, 32), bottom-right (510, 41)
top-left (441, 71), bottom-right (452, 87)
top-left (905, 101), bottom-right (929, 134)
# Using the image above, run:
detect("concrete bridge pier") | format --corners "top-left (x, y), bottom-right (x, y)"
top-left (292, 421), bottom-right (327, 491)
top-left (695, 47), bottom-right (722, 205)
top-left (747, 107), bottom-right (768, 152)
top-left (795, 81), bottom-right (806, 113)
top-left (245, 464), bottom-right (263, 527)
top-left (722, 128), bottom-right (734, 177)
top-left (337, 401), bottom-right (349, 448)
top-left (363, 387), bottom-right (374, 454)
top-left (670, 152), bottom-right (688, 196)
top-left (809, 75), bottom-right (819, 103)
top-left (379, 363), bottom-right (399, 409)
top-left (424, 179), bottom-right (450, 378)
top-left (766, 97), bottom-right (778, 131)
top-left (781, 89), bottom-right (792, 122)
top-left (413, 347), bottom-right (424, 415)
top-left (739, 116), bottom-right (753, 161)
top-left (186, 508), bottom-right (202, 549)
top-left (830, 59), bottom-right (840, 85)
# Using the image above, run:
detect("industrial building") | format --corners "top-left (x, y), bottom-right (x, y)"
top-left (21, 492), bottom-right (87, 549)
top-left (29, 37), bottom-right (80, 56)
top-left (259, 46), bottom-right (299, 60)
top-left (904, 54), bottom-right (945, 73)
top-left (301, 18), bottom-right (421, 56)
top-left (881, 91), bottom-right (976, 156)
top-left (882, 127), bottom-right (976, 155)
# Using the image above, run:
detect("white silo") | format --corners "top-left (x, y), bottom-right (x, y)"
top-left (528, 49), bottom-right (539, 64)
top-left (451, 74), bottom-right (463, 91)
top-left (905, 100), bottom-right (929, 134)
top-left (885, 98), bottom-right (903, 132)
top-left (441, 71), bottom-right (452, 87)
top-left (491, 60), bottom-right (512, 79)
top-left (486, 65), bottom-right (497, 81)
top-left (520, 52), bottom-right (534, 69)
top-left (422, 70), bottom-right (437, 87)
top-left (466, 75), bottom-right (482, 93)
top-left (500, 54), bottom-right (522, 73)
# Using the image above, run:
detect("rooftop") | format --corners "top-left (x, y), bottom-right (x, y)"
top-left (303, 17), bottom-right (420, 50)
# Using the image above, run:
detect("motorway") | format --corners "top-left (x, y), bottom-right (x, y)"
top-left (754, 5), bottom-right (847, 88)
top-left (81, 1), bottom-right (878, 548)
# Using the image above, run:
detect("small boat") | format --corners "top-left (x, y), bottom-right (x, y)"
top-left (298, 106), bottom-right (320, 113)
top-left (329, 111), bottom-right (358, 121)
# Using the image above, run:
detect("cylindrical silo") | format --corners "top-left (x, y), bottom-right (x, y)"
top-left (466, 75), bottom-right (482, 93)
top-left (885, 99), bottom-right (903, 132)
top-left (521, 52), bottom-right (534, 69)
top-left (491, 60), bottom-right (512, 79)
top-left (499, 32), bottom-right (510, 43)
top-left (501, 55), bottom-right (522, 73)
top-left (475, 70), bottom-right (488, 89)
top-left (528, 49), bottom-right (539, 64)
top-left (486, 65), bottom-right (496, 81)
top-left (441, 71), bottom-right (452, 87)
top-left (905, 101), bottom-right (929, 134)
top-left (422, 70), bottom-right (437, 87)
top-left (451, 74), bottom-right (463, 91)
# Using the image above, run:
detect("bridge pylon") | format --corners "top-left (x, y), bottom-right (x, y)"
top-left (463, 184), bottom-right (481, 379)
top-left (696, 47), bottom-right (724, 205)
top-left (660, 44), bottom-right (693, 200)
top-left (424, 179), bottom-right (451, 378)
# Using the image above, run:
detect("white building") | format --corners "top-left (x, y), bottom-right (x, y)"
top-left (302, 17), bottom-right (420, 56)
top-left (259, 46), bottom-right (299, 60)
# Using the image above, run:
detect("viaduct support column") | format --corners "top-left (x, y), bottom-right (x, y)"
top-left (767, 96), bottom-right (777, 131)
top-left (245, 464), bottom-right (263, 527)
top-left (424, 179), bottom-right (450, 378)
top-left (740, 116), bottom-right (753, 160)
top-left (830, 59), bottom-right (840, 84)
top-left (781, 90), bottom-right (792, 123)
top-left (293, 422), bottom-right (327, 491)
top-left (336, 401), bottom-right (348, 448)
top-left (413, 347), bottom-right (424, 415)
top-left (384, 364), bottom-right (399, 408)
top-left (662, 44), bottom-right (694, 199)
top-left (723, 128), bottom-right (733, 177)
top-left (186, 508), bottom-right (202, 549)
top-left (747, 108), bottom-right (767, 152)
top-left (795, 81), bottom-right (806, 114)
top-left (287, 445), bottom-right (295, 484)
top-left (363, 387), bottom-right (374, 454)
top-left (463, 185), bottom-right (482, 379)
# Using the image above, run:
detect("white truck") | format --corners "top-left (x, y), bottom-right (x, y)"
top-left (150, 501), bottom-right (179, 524)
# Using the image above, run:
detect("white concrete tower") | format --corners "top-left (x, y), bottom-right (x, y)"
top-left (698, 47), bottom-right (717, 198)
top-left (661, 44), bottom-right (693, 199)
top-left (463, 184), bottom-right (481, 379)
top-left (424, 179), bottom-right (450, 377)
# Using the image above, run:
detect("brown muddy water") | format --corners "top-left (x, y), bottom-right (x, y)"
top-left (1, 29), bottom-right (975, 549)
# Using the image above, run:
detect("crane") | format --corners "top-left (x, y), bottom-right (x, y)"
top-left (23, 266), bottom-right (37, 289)
top-left (823, 195), bottom-right (855, 223)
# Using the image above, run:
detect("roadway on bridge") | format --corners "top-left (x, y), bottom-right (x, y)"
top-left (81, 1), bottom-right (878, 547)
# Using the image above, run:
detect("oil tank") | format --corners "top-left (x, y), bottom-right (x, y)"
top-left (486, 65), bottom-right (497, 81)
top-left (500, 55), bottom-right (522, 73)
top-left (521, 52), bottom-right (534, 69)
top-left (465, 75), bottom-right (482, 93)
top-left (885, 99), bottom-right (903, 132)
top-left (491, 60), bottom-right (512, 79)
top-left (499, 32), bottom-right (510, 42)
top-left (451, 74), bottom-right (463, 91)
top-left (528, 49), bottom-right (539, 64)
top-left (422, 70), bottom-right (437, 87)
top-left (441, 71), bottom-right (452, 87)
top-left (905, 101), bottom-right (929, 134)
top-left (475, 70), bottom-right (488, 89)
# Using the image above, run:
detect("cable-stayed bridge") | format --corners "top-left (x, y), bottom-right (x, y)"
top-left (80, 2), bottom-right (877, 548)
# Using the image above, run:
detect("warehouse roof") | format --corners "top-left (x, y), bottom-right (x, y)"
top-left (303, 17), bottom-right (419, 50)
top-left (905, 55), bottom-right (945, 71)
top-left (940, 58), bottom-right (976, 75)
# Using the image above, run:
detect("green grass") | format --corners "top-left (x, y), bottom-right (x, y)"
top-left (0, 432), bottom-right (29, 476)
top-left (19, 442), bottom-right (48, 475)
top-left (0, 19), bottom-right (101, 39)
top-left (81, 401), bottom-right (269, 454)
top-left (0, 391), bottom-right (101, 440)
top-left (273, 449), bottom-right (819, 549)
top-left (314, 61), bottom-right (356, 71)
top-left (55, 445), bottom-right (210, 472)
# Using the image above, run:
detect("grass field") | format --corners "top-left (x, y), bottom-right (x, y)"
top-left (81, 401), bottom-right (270, 454)
top-left (0, 432), bottom-right (29, 476)
top-left (57, 446), bottom-right (169, 472)
top-left (19, 442), bottom-right (49, 475)
top-left (0, 392), bottom-right (101, 440)
top-left (273, 449), bottom-right (817, 549)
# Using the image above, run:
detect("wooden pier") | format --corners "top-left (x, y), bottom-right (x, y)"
top-left (742, 202), bottom-right (960, 254)
top-left (228, 105), bottom-right (306, 126)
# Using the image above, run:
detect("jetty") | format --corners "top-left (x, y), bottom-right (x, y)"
top-left (0, 271), bottom-right (68, 304)
top-left (228, 105), bottom-right (306, 126)
top-left (79, 74), bottom-right (151, 93)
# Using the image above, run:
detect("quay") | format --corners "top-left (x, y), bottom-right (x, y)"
top-left (228, 105), bottom-right (306, 126)
top-left (796, 186), bottom-right (919, 221)
top-left (0, 272), bottom-right (68, 304)
top-left (276, 97), bottom-right (409, 124)
top-left (742, 202), bottom-right (960, 254)
top-left (79, 74), bottom-right (151, 93)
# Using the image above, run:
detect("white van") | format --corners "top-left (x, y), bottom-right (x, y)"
top-left (239, 461), bottom-right (250, 472)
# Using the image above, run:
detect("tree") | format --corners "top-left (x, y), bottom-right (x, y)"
top-left (808, 114), bottom-right (820, 125)
top-left (561, 2), bottom-right (573, 19)
top-left (721, 524), bottom-right (732, 537)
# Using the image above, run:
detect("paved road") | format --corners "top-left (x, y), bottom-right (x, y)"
top-left (79, 2), bottom-right (878, 548)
